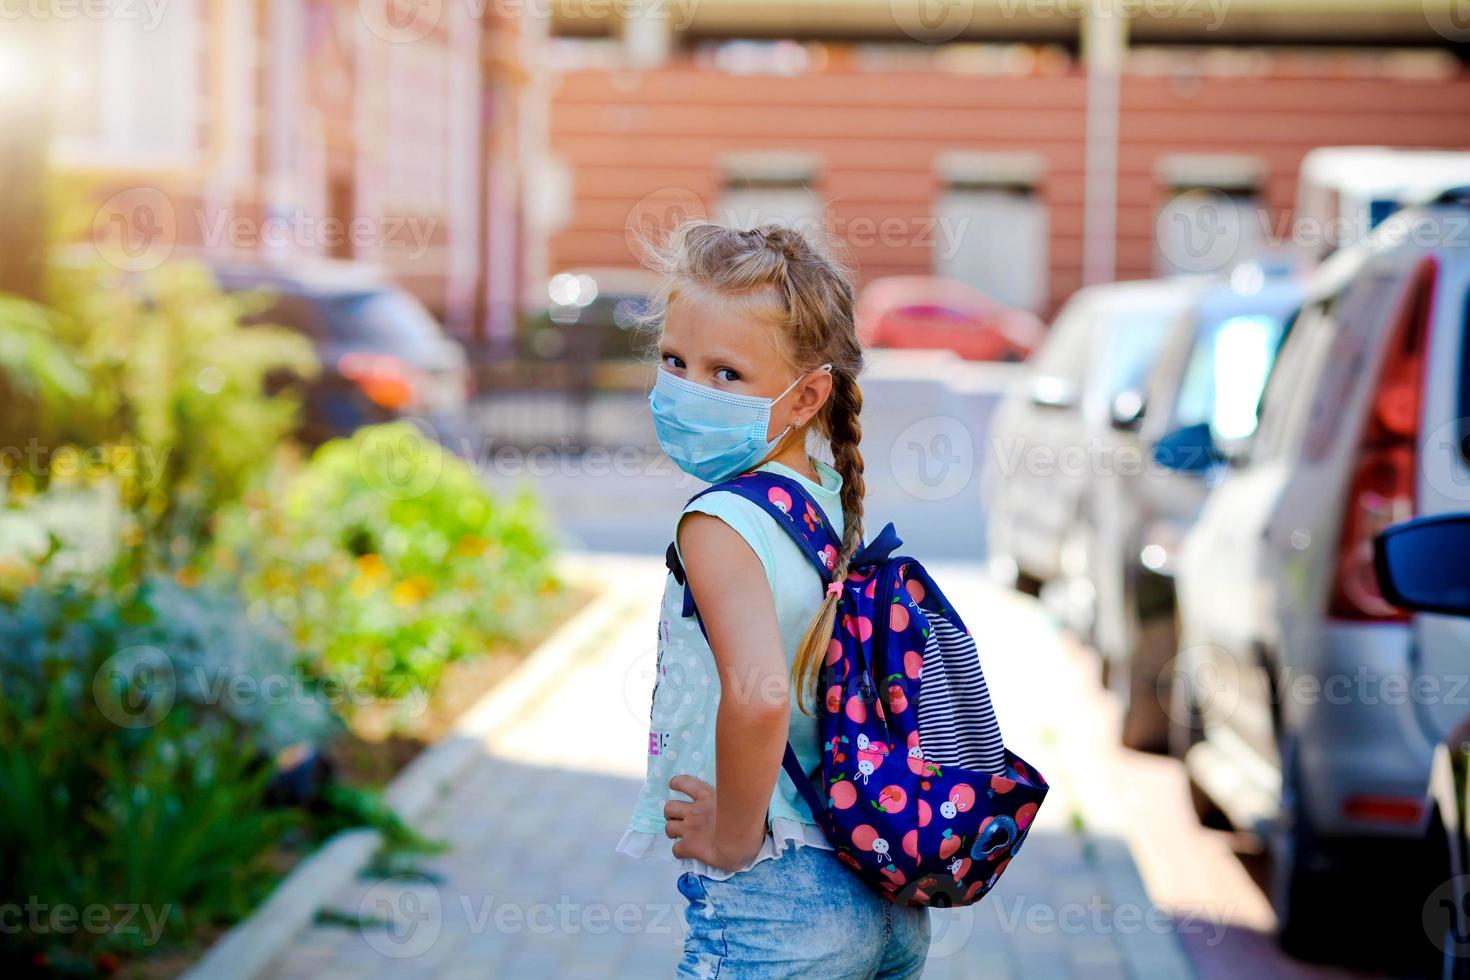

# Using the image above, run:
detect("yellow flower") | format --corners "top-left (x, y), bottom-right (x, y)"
top-left (175, 566), bottom-right (200, 589)
top-left (264, 566), bottom-right (294, 592)
top-left (455, 535), bottom-right (488, 557)
top-left (0, 556), bottom-right (38, 593)
top-left (391, 575), bottom-right (433, 607)
top-left (355, 553), bottom-right (388, 581)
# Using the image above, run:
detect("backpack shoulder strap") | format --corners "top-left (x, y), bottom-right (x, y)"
top-left (679, 470), bottom-right (842, 583)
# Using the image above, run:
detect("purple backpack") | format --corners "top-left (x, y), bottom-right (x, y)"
top-left (667, 470), bottom-right (1048, 907)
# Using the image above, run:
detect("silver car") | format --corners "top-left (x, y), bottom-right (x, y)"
top-left (1173, 189), bottom-right (1470, 960)
top-left (985, 279), bottom-right (1205, 612)
top-left (1088, 267), bottom-right (1303, 751)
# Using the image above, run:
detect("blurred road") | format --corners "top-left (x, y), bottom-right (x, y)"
top-left (1050, 629), bottom-right (1387, 980)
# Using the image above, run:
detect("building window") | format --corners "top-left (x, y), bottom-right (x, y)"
top-left (933, 151), bottom-right (1048, 313)
top-left (54, 0), bottom-right (201, 169)
top-left (1153, 154), bottom-right (1266, 277)
top-left (717, 152), bottom-right (825, 233)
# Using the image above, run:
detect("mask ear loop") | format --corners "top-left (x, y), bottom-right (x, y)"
top-left (769, 363), bottom-right (835, 444)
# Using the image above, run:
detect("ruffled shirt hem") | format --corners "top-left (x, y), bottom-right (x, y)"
top-left (615, 817), bottom-right (832, 881)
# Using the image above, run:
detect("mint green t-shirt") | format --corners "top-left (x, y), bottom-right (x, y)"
top-left (620, 458), bottom-right (845, 860)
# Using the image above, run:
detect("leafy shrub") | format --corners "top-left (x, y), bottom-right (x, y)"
top-left (213, 423), bottom-right (562, 704)
top-left (0, 696), bottom-right (286, 967)
top-left (0, 293), bottom-right (90, 442)
top-left (0, 259), bottom-right (317, 564)
top-left (0, 579), bottom-right (323, 965)
top-left (0, 576), bottom-right (338, 753)
top-left (0, 483), bottom-right (128, 602)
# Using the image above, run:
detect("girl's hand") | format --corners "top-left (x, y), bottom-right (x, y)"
top-left (664, 775), bottom-right (766, 873)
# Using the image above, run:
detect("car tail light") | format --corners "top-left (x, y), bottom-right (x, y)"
top-left (1342, 793), bottom-right (1424, 825)
top-left (337, 353), bottom-right (420, 411)
top-left (1329, 446), bottom-right (1415, 620)
top-left (1327, 259), bottom-right (1436, 622)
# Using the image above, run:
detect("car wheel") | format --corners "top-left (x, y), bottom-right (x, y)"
top-left (1273, 751), bottom-right (1443, 971)
top-left (1014, 570), bottom-right (1044, 598)
top-left (1271, 742), bottom-right (1368, 963)
top-left (1112, 578), bottom-right (1173, 754)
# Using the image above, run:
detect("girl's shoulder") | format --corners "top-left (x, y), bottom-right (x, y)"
top-left (675, 489), bottom-right (782, 586)
top-left (673, 467), bottom-right (844, 590)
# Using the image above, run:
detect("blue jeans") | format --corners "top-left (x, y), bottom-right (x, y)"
top-left (675, 844), bottom-right (930, 978)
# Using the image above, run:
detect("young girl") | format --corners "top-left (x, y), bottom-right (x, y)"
top-left (616, 222), bottom-right (931, 978)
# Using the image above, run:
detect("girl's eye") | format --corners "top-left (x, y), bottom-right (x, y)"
top-left (714, 367), bottom-right (741, 384)
top-left (662, 354), bottom-right (685, 370)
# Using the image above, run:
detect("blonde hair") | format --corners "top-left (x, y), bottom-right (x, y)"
top-left (640, 220), bottom-right (865, 715)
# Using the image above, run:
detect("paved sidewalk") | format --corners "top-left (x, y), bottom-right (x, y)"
top-left (263, 555), bottom-right (1194, 979)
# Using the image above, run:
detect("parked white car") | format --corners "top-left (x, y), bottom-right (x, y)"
top-left (1173, 187), bottom-right (1470, 960)
top-left (1296, 146), bottom-right (1470, 262)
top-left (985, 278), bottom-right (1206, 613)
top-left (1088, 265), bottom-right (1303, 751)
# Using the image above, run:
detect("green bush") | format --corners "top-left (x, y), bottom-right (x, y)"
top-left (0, 579), bottom-right (322, 966)
top-left (0, 259), bottom-right (317, 565)
top-left (0, 293), bottom-right (90, 442)
top-left (213, 423), bottom-right (562, 706)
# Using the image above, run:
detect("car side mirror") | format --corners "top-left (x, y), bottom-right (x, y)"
top-left (1110, 390), bottom-right (1146, 432)
top-left (1152, 422), bottom-right (1225, 476)
top-left (1374, 515), bottom-right (1470, 616)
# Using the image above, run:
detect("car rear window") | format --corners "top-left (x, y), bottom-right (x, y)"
top-left (1298, 269), bottom-right (1408, 462)
top-left (237, 291), bottom-right (328, 339)
top-left (319, 291), bottom-right (445, 351)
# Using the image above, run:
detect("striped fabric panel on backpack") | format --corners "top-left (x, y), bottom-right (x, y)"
top-left (914, 613), bottom-right (1006, 775)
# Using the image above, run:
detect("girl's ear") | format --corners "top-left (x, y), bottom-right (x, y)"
top-left (792, 366), bottom-right (834, 429)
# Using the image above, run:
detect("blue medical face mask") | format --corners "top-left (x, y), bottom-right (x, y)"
top-left (649, 363), bottom-right (833, 484)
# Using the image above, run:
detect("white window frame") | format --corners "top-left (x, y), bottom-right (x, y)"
top-left (933, 150), bottom-right (1048, 313)
top-left (1152, 153), bottom-right (1267, 277)
top-left (716, 151), bottom-right (825, 234)
top-left (53, 0), bottom-right (202, 171)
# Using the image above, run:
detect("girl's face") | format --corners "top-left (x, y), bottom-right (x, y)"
top-left (657, 289), bottom-right (832, 442)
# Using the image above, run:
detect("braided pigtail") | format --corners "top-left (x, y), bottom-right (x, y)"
top-left (791, 369), bottom-right (865, 715)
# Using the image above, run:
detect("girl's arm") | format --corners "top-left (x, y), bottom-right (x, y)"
top-left (663, 510), bottom-right (790, 872)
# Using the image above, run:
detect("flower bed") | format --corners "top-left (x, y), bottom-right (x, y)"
top-left (0, 257), bottom-right (573, 976)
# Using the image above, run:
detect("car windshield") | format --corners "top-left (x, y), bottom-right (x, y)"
top-left (1172, 312), bottom-right (1288, 443)
top-left (319, 290), bottom-right (445, 351)
top-left (1094, 307), bottom-right (1178, 402)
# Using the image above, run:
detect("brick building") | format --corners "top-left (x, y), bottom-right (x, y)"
top-left (542, 0), bottom-right (1470, 319)
top-left (53, 0), bottom-right (550, 345)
